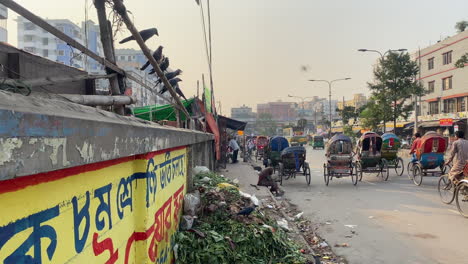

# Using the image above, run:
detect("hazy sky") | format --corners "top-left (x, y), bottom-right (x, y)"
top-left (7, 0), bottom-right (468, 115)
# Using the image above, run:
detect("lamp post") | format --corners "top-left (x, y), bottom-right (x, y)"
top-left (358, 48), bottom-right (407, 133)
top-left (287, 94), bottom-right (314, 118)
top-left (288, 94), bottom-right (314, 133)
top-left (308, 78), bottom-right (351, 138)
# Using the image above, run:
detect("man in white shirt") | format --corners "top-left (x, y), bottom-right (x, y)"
top-left (229, 137), bottom-right (240, 163)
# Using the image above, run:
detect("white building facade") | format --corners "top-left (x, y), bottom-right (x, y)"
top-left (414, 30), bottom-right (468, 133)
top-left (0, 5), bottom-right (8, 42)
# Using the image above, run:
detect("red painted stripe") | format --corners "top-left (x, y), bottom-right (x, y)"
top-left (424, 92), bottom-right (468, 102)
top-left (0, 146), bottom-right (186, 195)
top-left (416, 36), bottom-right (468, 59)
top-left (417, 63), bottom-right (468, 80)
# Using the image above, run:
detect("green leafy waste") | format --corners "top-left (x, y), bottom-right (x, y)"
top-left (175, 172), bottom-right (308, 264)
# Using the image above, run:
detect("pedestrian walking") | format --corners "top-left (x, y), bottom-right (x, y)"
top-left (229, 137), bottom-right (240, 163)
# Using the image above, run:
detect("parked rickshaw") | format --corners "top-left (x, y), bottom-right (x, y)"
top-left (381, 133), bottom-right (404, 176)
top-left (265, 136), bottom-right (289, 171)
top-left (323, 134), bottom-right (356, 186)
top-left (255, 136), bottom-right (269, 161)
top-left (408, 132), bottom-right (450, 186)
top-left (311, 136), bottom-right (325, 149)
top-left (278, 146), bottom-right (311, 185)
top-left (355, 132), bottom-right (389, 181)
top-left (290, 135), bottom-right (308, 146)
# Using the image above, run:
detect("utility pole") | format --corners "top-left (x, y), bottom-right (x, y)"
top-left (414, 47), bottom-right (421, 134)
top-left (94, 0), bottom-right (124, 115)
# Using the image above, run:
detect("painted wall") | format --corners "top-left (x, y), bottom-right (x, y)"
top-left (0, 146), bottom-right (187, 264)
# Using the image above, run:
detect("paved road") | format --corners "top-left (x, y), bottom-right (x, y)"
top-left (278, 146), bottom-right (466, 264)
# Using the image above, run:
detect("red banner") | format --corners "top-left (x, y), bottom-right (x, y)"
top-left (439, 118), bottom-right (453, 126)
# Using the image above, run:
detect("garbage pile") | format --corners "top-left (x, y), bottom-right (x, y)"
top-left (175, 168), bottom-right (311, 264)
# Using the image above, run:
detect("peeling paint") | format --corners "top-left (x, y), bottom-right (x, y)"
top-left (43, 138), bottom-right (70, 166)
top-left (0, 138), bottom-right (23, 166)
top-left (75, 141), bottom-right (95, 163)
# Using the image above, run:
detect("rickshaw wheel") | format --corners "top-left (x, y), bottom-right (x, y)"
top-left (412, 164), bottom-right (423, 186)
top-left (438, 175), bottom-right (455, 204)
top-left (356, 162), bottom-right (363, 181)
top-left (455, 182), bottom-right (468, 218)
top-left (407, 162), bottom-right (415, 180)
top-left (323, 164), bottom-right (330, 186)
top-left (351, 163), bottom-right (358, 186)
top-left (395, 158), bottom-right (404, 176)
top-left (304, 164), bottom-right (311, 185)
top-left (279, 163), bottom-right (284, 186)
top-left (441, 164), bottom-right (451, 175)
top-left (381, 160), bottom-right (389, 181)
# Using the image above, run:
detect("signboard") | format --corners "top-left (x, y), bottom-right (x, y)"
top-left (0, 147), bottom-right (187, 264)
top-left (454, 125), bottom-right (459, 132)
top-left (439, 118), bottom-right (453, 126)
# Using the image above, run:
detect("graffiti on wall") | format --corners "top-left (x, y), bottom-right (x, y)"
top-left (0, 146), bottom-right (187, 264)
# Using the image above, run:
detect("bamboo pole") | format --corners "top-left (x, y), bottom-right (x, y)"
top-left (111, 0), bottom-right (190, 120)
top-left (94, 0), bottom-right (124, 114)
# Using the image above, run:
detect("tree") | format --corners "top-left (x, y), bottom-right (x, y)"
top-left (455, 20), bottom-right (468, 32)
top-left (255, 113), bottom-right (277, 136)
top-left (359, 98), bottom-right (383, 131)
top-left (368, 52), bottom-right (425, 131)
top-left (337, 106), bottom-right (362, 125)
top-left (454, 21), bottom-right (468, 68)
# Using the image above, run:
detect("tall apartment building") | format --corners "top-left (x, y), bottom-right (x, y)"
top-left (0, 5), bottom-right (8, 42)
top-left (115, 49), bottom-right (169, 106)
top-left (337, 93), bottom-right (367, 110)
top-left (81, 20), bottom-right (104, 73)
top-left (414, 30), bottom-right (468, 133)
top-left (257, 101), bottom-right (297, 121)
top-left (17, 16), bottom-right (85, 69)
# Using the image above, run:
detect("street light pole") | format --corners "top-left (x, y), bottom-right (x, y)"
top-left (308, 78), bottom-right (351, 138)
top-left (358, 48), bottom-right (407, 133)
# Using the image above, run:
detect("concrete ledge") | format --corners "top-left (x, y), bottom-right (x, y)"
top-left (0, 90), bottom-right (213, 179)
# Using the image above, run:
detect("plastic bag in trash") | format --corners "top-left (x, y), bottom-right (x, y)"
top-left (250, 195), bottom-right (260, 207)
top-left (193, 166), bottom-right (210, 175)
top-left (184, 191), bottom-right (200, 216)
top-left (277, 218), bottom-right (290, 231)
top-left (180, 215), bottom-right (194, 230)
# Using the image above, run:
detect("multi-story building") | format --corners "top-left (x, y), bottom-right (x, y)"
top-left (0, 5), bottom-right (8, 42)
top-left (17, 16), bottom-right (85, 69)
top-left (337, 93), bottom-right (368, 110)
top-left (81, 20), bottom-right (104, 73)
top-left (115, 48), bottom-right (149, 71)
top-left (257, 101), bottom-right (297, 122)
top-left (413, 30), bottom-right (468, 134)
top-left (231, 105), bottom-right (255, 120)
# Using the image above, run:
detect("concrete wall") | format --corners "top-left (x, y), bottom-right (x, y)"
top-left (0, 90), bottom-right (214, 263)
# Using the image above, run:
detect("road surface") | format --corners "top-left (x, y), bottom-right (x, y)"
top-left (277, 146), bottom-right (465, 264)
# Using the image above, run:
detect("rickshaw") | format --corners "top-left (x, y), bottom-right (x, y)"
top-left (290, 135), bottom-right (308, 146)
top-left (355, 132), bottom-right (389, 181)
top-left (265, 136), bottom-right (289, 171)
top-left (255, 136), bottom-right (269, 161)
top-left (323, 134), bottom-right (356, 186)
top-left (311, 135), bottom-right (325, 149)
top-left (381, 133), bottom-right (404, 176)
top-left (278, 146), bottom-right (311, 185)
top-left (408, 132), bottom-right (450, 186)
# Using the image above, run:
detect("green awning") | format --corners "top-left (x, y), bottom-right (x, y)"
top-left (131, 98), bottom-right (194, 122)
